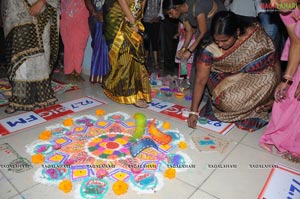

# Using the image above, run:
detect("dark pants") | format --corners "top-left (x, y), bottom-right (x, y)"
top-left (143, 22), bottom-right (160, 51)
top-left (160, 17), bottom-right (179, 75)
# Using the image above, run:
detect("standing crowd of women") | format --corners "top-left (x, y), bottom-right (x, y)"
top-left (1, 0), bottom-right (300, 162)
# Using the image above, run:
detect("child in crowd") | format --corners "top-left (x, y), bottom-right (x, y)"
top-left (174, 22), bottom-right (195, 89)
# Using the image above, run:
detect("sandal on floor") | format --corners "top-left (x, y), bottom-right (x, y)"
top-left (282, 153), bottom-right (300, 163)
top-left (74, 73), bottom-right (85, 82)
top-left (5, 106), bottom-right (17, 114)
top-left (133, 100), bottom-right (149, 108)
top-left (66, 74), bottom-right (75, 81)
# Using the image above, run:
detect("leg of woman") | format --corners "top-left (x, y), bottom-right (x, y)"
top-left (72, 17), bottom-right (89, 80)
top-left (151, 22), bottom-right (160, 70)
top-left (60, 18), bottom-right (74, 77)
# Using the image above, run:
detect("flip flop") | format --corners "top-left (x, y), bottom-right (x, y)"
top-left (282, 153), bottom-right (300, 163)
top-left (74, 74), bottom-right (85, 82)
top-left (5, 106), bottom-right (17, 114)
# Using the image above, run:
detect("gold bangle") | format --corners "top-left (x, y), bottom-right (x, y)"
top-left (189, 111), bottom-right (199, 116)
top-left (181, 47), bottom-right (186, 52)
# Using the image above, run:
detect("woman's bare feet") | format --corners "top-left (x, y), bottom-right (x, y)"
top-left (133, 100), bottom-right (149, 108)
top-left (259, 143), bottom-right (273, 153)
top-left (282, 153), bottom-right (300, 163)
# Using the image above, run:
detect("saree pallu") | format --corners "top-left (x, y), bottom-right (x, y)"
top-left (103, 0), bottom-right (151, 104)
top-left (2, 0), bottom-right (59, 110)
top-left (199, 25), bottom-right (277, 132)
top-left (89, 17), bottom-right (109, 83)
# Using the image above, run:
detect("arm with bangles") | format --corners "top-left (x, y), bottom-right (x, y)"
top-left (118, 0), bottom-right (139, 32)
top-left (275, 22), bottom-right (300, 102)
top-left (181, 13), bottom-right (207, 60)
top-left (187, 59), bottom-right (211, 129)
top-left (176, 20), bottom-right (193, 59)
top-left (29, 0), bottom-right (47, 16)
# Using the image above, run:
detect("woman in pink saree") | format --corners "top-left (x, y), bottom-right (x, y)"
top-left (259, 1), bottom-right (300, 163)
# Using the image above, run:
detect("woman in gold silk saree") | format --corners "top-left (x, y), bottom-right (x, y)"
top-left (103, 0), bottom-right (151, 107)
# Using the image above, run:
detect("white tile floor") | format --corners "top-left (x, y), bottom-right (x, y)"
top-left (0, 72), bottom-right (299, 199)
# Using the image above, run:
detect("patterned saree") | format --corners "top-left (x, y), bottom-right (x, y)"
top-left (103, 0), bottom-right (151, 104)
top-left (2, 0), bottom-right (59, 110)
top-left (199, 25), bottom-right (278, 131)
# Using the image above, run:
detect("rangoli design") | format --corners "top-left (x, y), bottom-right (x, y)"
top-left (26, 111), bottom-right (192, 198)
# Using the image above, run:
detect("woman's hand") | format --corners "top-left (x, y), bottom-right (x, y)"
top-left (95, 12), bottom-right (103, 22)
top-left (274, 82), bottom-right (290, 102)
top-left (294, 82), bottom-right (300, 100)
top-left (176, 50), bottom-right (184, 59)
top-left (130, 25), bottom-right (139, 32)
top-left (187, 114), bottom-right (198, 129)
top-left (29, 0), bottom-right (46, 17)
top-left (182, 50), bottom-right (191, 60)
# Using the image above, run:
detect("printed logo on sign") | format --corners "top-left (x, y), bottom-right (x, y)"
top-left (61, 97), bottom-right (105, 112)
top-left (0, 112), bottom-right (46, 133)
top-left (197, 119), bottom-right (235, 135)
top-left (34, 104), bottom-right (73, 121)
top-left (147, 98), bottom-right (175, 112)
top-left (161, 104), bottom-right (190, 120)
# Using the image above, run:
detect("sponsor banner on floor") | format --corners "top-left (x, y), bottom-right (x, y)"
top-left (258, 164), bottom-right (300, 199)
top-left (61, 97), bottom-right (105, 112)
top-left (148, 98), bottom-right (234, 135)
top-left (0, 96), bottom-right (107, 136)
top-left (34, 104), bottom-right (73, 120)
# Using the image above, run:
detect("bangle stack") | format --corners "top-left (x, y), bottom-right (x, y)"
top-left (129, 21), bottom-right (138, 27)
top-left (187, 48), bottom-right (193, 53)
top-left (282, 74), bottom-right (293, 85)
top-left (282, 78), bottom-right (293, 85)
top-left (189, 111), bottom-right (199, 116)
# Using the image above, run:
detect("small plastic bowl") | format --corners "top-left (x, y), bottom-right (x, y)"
top-left (151, 89), bottom-right (158, 97)
top-left (175, 92), bottom-right (185, 99)
top-left (164, 91), bottom-right (173, 97)
top-left (160, 86), bottom-right (171, 92)
top-left (156, 92), bottom-right (164, 98)
top-left (198, 117), bottom-right (207, 124)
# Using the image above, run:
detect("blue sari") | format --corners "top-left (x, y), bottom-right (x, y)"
top-left (89, 0), bottom-right (109, 83)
